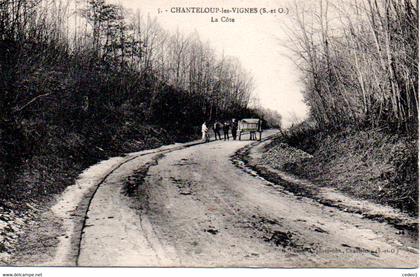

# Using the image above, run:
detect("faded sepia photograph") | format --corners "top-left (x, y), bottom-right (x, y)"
top-left (0, 0), bottom-right (418, 273)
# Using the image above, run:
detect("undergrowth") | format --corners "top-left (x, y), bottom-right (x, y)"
top-left (273, 125), bottom-right (418, 215)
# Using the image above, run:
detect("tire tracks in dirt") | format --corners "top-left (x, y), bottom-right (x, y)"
top-left (136, 132), bottom-right (417, 267)
top-left (231, 138), bottom-right (419, 247)
top-left (75, 141), bottom-right (205, 266)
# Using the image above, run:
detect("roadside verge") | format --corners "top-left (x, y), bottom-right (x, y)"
top-left (232, 138), bottom-right (418, 236)
top-left (5, 140), bottom-right (204, 266)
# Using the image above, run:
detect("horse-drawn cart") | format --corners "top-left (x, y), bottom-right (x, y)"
top-left (238, 118), bottom-right (262, 141)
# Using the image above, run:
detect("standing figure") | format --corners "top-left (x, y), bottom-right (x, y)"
top-left (213, 121), bottom-right (222, 140)
top-left (250, 131), bottom-right (257, 140)
top-left (231, 118), bottom-right (238, 140)
top-left (223, 121), bottom-right (230, 140)
top-left (202, 121), bottom-right (209, 142)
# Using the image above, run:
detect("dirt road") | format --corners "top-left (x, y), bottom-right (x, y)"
top-left (13, 131), bottom-right (418, 267)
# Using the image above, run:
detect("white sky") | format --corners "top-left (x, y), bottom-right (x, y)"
top-left (112, 0), bottom-right (309, 126)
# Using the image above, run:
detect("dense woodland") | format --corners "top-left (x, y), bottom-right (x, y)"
top-left (283, 0), bottom-right (418, 214)
top-left (0, 0), bottom-right (279, 205)
top-left (287, 0), bottom-right (417, 130)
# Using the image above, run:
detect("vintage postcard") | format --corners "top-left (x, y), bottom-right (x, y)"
top-left (0, 0), bottom-right (418, 275)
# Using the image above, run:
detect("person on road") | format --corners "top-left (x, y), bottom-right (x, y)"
top-left (231, 118), bottom-right (238, 140)
top-left (250, 131), bottom-right (257, 140)
top-left (202, 121), bottom-right (209, 142)
top-left (223, 121), bottom-right (230, 141)
top-left (213, 121), bottom-right (222, 140)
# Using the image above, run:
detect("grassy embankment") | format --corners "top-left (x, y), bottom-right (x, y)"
top-left (263, 126), bottom-right (418, 216)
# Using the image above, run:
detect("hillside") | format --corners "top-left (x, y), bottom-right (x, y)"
top-left (0, 0), bottom-right (264, 211)
top-left (274, 0), bottom-right (418, 215)
top-left (263, 127), bottom-right (418, 215)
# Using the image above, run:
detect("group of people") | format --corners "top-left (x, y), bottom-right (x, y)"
top-left (201, 119), bottom-right (239, 142)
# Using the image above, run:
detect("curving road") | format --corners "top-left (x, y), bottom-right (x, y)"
top-left (12, 131), bottom-right (417, 267)
top-left (73, 131), bottom-right (418, 267)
